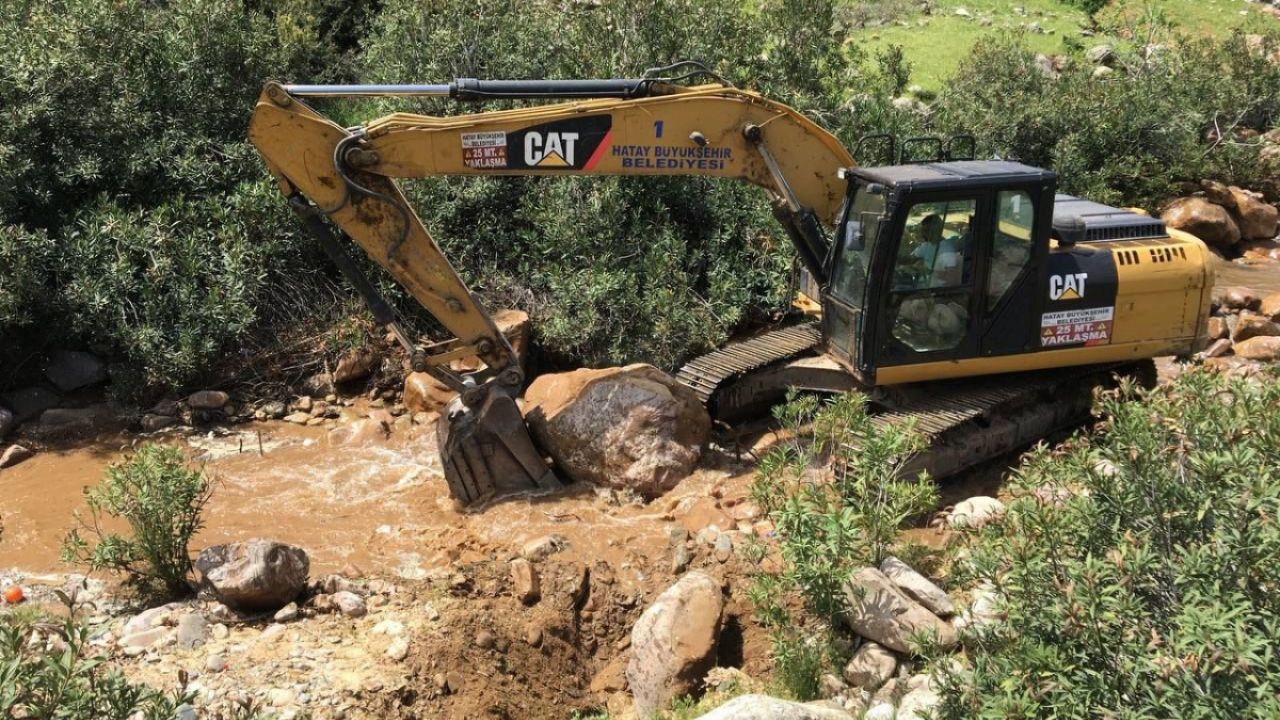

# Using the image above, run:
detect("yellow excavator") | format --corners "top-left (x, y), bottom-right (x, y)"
top-left (248, 62), bottom-right (1213, 504)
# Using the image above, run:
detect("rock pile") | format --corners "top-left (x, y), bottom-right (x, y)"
top-left (1199, 287), bottom-right (1280, 365)
top-left (1161, 180), bottom-right (1279, 255)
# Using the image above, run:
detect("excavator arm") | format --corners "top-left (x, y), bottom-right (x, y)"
top-left (247, 68), bottom-right (854, 504)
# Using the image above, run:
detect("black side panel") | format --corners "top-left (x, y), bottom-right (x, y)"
top-left (1038, 247), bottom-right (1119, 349)
top-left (979, 269), bottom-right (1038, 355)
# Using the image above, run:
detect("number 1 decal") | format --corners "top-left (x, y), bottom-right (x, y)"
top-left (654, 120), bottom-right (664, 138)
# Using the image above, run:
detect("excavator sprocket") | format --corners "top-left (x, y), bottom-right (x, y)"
top-left (437, 387), bottom-right (561, 505)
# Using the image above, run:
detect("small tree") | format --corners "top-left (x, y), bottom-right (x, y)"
top-left (748, 391), bottom-right (938, 697)
top-left (62, 444), bottom-right (212, 598)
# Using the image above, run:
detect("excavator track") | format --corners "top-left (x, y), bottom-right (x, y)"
top-left (870, 364), bottom-right (1141, 479)
top-left (676, 323), bottom-right (823, 409)
top-left (680, 326), bottom-right (1149, 479)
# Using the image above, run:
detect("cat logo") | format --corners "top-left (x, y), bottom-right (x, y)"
top-left (524, 131), bottom-right (579, 167)
top-left (505, 116), bottom-right (612, 171)
top-left (1049, 272), bottom-right (1088, 301)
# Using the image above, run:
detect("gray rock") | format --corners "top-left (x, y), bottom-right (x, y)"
top-left (194, 539), bottom-right (310, 611)
top-left (955, 583), bottom-right (1004, 631)
top-left (692, 694), bottom-right (855, 719)
top-left (0, 405), bottom-right (15, 438)
top-left (149, 399), bottom-right (180, 417)
top-left (38, 407), bottom-right (98, 427)
top-left (44, 350), bottom-right (107, 392)
top-left (140, 414), bottom-right (179, 433)
top-left (175, 703), bottom-right (198, 720)
top-left (714, 532), bottom-right (734, 562)
top-left (261, 401), bottom-right (287, 419)
top-left (843, 642), bottom-right (897, 690)
top-left (176, 613), bottom-right (207, 650)
top-left (510, 558), bottom-right (540, 604)
top-left (843, 567), bottom-right (957, 654)
top-left (521, 534), bottom-right (567, 561)
top-left (0, 444), bottom-right (34, 469)
top-left (1085, 44), bottom-right (1113, 64)
top-left (897, 683), bottom-right (941, 720)
top-left (187, 390), bottom-right (229, 410)
top-left (385, 636), bottom-right (410, 661)
top-left (206, 653), bottom-right (228, 672)
top-left (273, 602), bottom-right (299, 622)
top-left (331, 591), bottom-right (366, 617)
top-left (879, 556), bottom-right (954, 616)
top-left (0, 386), bottom-right (59, 423)
top-left (627, 571), bottom-right (724, 718)
top-left (948, 496), bottom-right (1006, 529)
top-left (863, 703), bottom-right (895, 720)
top-left (119, 626), bottom-right (169, 649)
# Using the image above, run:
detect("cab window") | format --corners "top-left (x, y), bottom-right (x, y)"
top-left (892, 199), bottom-right (977, 291)
top-left (887, 197), bottom-right (978, 354)
top-left (987, 190), bottom-right (1034, 311)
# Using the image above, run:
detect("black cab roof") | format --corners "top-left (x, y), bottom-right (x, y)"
top-left (849, 160), bottom-right (1056, 191)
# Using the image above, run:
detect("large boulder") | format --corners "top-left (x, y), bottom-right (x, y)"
top-left (843, 642), bottom-right (897, 690)
top-left (1231, 314), bottom-right (1280, 342)
top-left (1261, 293), bottom-right (1280, 322)
top-left (691, 695), bottom-right (854, 720)
top-left (402, 372), bottom-right (456, 414)
top-left (0, 386), bottom-right (60, 423)
top-left (842, 567), bottom-right (957, 654)
top-left (1162, 197), bottom-right (1241, 248)
top-left (524, 364), bottom-right (710, 499)
top-left (44, 350), bottom-right (107, 392)
top-left (194, 539), bottom-right (309, 612)
top-left (333, 349), bottom-right (380, 385)
top-left (1233, 336), bottom-right (1280, 362)
top-left (627, 571), bottom-right (724, 718)
top-left (1229, 186), bottom-right (1279, 242)
top-left (187, 390), bottom-right (229, 411)
top-left (879, 556), bottom-right (954, 616)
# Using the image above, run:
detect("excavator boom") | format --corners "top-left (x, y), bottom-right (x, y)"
top-left (248, 67), bottom-right (854, 504)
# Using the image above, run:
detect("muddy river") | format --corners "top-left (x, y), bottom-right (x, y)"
top-left (0, 420), bottom-right (759, 577)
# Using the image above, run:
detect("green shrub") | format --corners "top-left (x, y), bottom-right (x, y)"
top-left (62, 445), bottom-right (213, 598)
top-left (935, 369), bottom-right (1280, 718)
top-left (1060, 0), bottom-right (1110, 16)
top-left (359, 0), bottom-right (855, 370)
top-left (748, 392), bottom-right (937, 698)
top-left (933, 28), bottom-right (1280, 207)
top-left (0, 614), bottom-right (193, 718)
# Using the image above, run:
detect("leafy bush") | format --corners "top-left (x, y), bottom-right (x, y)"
top-left (359, 0), bottom-right (855, 370)
top-left (748, 392), bottom-right (937, 698)
top-left (0, 0), bottom-right (338, 394)
top-left (933, 27), bottom-right (1280, 207)
top-left (935, 369), bottom-right (1280, 718)
top-left (63, 445), bottom-right (213, 598)
top-left (1060, 0), bottom-right (1110, 16)
top-left (0, 614), bottom-right (193, 719)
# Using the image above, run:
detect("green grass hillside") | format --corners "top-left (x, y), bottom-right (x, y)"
top-left (852, 0), bottom-right (1269, 89)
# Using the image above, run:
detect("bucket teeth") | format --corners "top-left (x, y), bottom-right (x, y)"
top-left (437, 387), bottom-right (560, 506)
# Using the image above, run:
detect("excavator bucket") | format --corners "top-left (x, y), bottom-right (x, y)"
top-left (437, 386), bottom-right (561, 505)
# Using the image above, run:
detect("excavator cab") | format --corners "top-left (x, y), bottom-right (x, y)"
top-left (825, 161), bottom-right (1059, 386)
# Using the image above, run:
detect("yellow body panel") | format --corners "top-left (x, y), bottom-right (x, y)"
top-left (800, 231), bottom-right (1213, 387)
top-left (249, 83), bottom-right (853, 373)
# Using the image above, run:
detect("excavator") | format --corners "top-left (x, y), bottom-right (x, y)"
top-left (248, 62), bottom-right (1213, 505)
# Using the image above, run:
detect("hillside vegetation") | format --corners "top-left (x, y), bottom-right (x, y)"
top-left (1, 0), bottom-right (1277, 400)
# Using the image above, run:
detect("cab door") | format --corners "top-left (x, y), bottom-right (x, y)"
top-left (875, 192), bottom-right (991, 368)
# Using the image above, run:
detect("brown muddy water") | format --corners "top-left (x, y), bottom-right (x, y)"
top-left (0, 420), bottom-right (755, 578)
top-left (3, 256), bottom-right (1275, 578)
